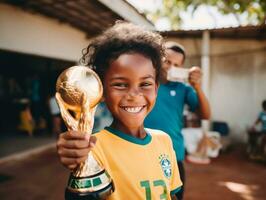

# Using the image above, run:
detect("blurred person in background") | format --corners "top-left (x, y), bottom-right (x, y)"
top-left (248, 100), bottom-right (266, 160)
top-left (48, 94), bottom-right (62, 136)
top-left (30, 74), bottom-right (42, 129)
top-left (252, 100), bottom-right (266, 133)
top-left (17, 99), bottom-right (34, 136)
top-left (144, 41), bottom-right (211, 200)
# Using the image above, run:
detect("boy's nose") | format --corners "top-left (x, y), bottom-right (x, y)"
top-left (127, 87), bottom-right (142, 99)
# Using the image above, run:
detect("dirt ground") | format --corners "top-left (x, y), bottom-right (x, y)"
top-left (185, 146), bottom-right (266, 200)
top-left (0, 145), bottom-right (265, 200)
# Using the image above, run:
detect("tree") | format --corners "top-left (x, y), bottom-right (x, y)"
top-left (146, 0), bottom-right (266, 29)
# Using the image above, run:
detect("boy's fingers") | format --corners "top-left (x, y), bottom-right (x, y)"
top-left (68, 164), bottom-right (78, 170)
top-left (60, 156), bottom-right (87, 167)
top-left (58, 147), bottom-right (90, 158)
top-left (60, 157), bottom-right (77, 166)
top-left (62, 131), bottom-right (88, 140)
top-left (60, 139), bottom-right (90, 149)
top-left (89, 135), bottom-right (97, 147)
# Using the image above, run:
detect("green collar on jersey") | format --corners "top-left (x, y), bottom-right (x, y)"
top-left (105, 127), bottom-right (152, 145)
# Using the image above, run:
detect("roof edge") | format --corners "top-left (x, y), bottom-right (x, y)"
top-left (97, 0), bottom-right (155, 30)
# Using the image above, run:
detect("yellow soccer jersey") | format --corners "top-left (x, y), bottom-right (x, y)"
top-left (91, 127), bottom-right (182, 200)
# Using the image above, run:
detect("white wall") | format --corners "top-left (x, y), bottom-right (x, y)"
top-left (166, 37), bottom-right (266, 142)
top-left (0, 4), bottom-right (90, 62)
top-left (210, 39), bottom-right (266, 142)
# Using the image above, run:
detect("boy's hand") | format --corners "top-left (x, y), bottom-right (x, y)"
top-left (188, 66), bottom-right (202, 90)
top-left (56, 131), bottom-right (97, 170)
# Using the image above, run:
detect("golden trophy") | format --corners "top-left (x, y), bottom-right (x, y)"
top-left (55, 66), bottom-right (114, 200)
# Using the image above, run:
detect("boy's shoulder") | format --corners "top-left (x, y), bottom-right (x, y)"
top-left (145, 128), bottom-right (172, 141)
top-left (92, 128), bottom-right (108, 137)
top-left (145, 128), bottom-right (174, 149)
top-left (145, 127), bottom-right (166, 134)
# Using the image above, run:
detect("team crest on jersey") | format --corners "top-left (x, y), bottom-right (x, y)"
top-left (159, 154), bottom-right (172, 179)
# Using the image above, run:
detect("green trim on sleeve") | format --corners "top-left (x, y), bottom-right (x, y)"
top-left (170, 186), bottom-right (182, 195)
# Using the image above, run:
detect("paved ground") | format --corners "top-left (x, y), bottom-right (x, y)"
top-left (0, 145), bottom-right (265, 200)
top-left (0, 131), bottom-right (56, 158)
top-left (0, 147), bottom-right (67, 200)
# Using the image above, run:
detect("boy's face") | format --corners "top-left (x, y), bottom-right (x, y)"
top-left (161, 49), bottom-right (184, 81)
top-left (103, 53), bottom-right (158, 129)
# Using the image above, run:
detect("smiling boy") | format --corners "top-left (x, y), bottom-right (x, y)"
top-left (57, 22), bottom-right (182, 200)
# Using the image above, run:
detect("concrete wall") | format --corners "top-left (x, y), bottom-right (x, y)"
top-left (166, 37), bottom-right (266, 142)
top-left (0, 4), bottom-right (90, 62)
top-left (210, 39), bottom-right (266, 142)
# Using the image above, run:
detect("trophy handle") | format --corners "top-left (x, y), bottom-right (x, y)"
top-left (72, 94), bottom-right (102, 177)
top-left (55, 92), bottom-right (78, 131)
top-left (78, 94), bottom-right (93, 133)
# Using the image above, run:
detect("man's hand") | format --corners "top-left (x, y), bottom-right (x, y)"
top-left (188, 66), bottom-right (211, 119)
top-left (56, 131), bottom-right (97, 170)
top-left (188, 66), bottom-right (202, 89)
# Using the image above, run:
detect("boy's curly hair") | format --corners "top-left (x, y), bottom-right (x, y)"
top-left (80, 21), bottom-right (165, 82)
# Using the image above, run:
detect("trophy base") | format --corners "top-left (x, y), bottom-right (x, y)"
top-left (65, 169), bottom-right (114, 200)
top-left (65, 181), bottom-right (114, 200)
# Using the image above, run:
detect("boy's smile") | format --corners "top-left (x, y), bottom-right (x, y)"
top-left (103, 53), bottom-right (158, 137)
top-left (120, 105), bottom-right (146, 113)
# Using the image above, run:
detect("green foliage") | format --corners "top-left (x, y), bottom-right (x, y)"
top-left (147, 0), bottom-right (266, 29)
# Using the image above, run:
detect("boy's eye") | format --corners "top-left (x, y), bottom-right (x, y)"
top-left (111, 82), bottom-right (128, 88)
top-left (140, 82), bottom-right (153, 87)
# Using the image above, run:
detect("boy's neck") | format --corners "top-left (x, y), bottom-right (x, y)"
top-left (110, 122), bottom-right (146, 139)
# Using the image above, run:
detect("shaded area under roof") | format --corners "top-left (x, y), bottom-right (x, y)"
top-left (161, 25), bottom-right (266, 40)
top-left (2, 0), bottom-right (125, 36)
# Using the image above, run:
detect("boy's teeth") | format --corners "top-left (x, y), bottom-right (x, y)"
top-left (123, 106), bottom-right (142, 113)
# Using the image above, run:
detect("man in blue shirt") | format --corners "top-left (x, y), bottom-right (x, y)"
top-left (145, 41), bottom-right (211, 200)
